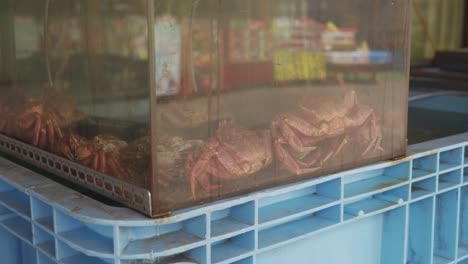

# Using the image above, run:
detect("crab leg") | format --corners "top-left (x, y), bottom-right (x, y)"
top-left (282, 113), bottom-right (330, 138)
top-left (14, 112), bottom-right (40, 145)
top-left (79, 147), bottom-right (95, 168)
top-left (51, 116), bottom-right (63, 139)
top-left (260, 130), bottom-right (273, 164)
top-left (37, 128), bottom-right (48, 149)
top-left (93, 151), bottom-right (107, 173)
top-left (60, 144), bottom-right (74, 160)
top-left (215, 146), bottom-right (251, 178)
top-left (189, 159), bottom-right (221, 199)
top-left (296, 149), bottom-right (322, 168)
top-left (188, 139), bottom-right (219, 180)
top-left (30, 114), bottom-right (42, 146)
top-left (187, 140), bottom-right (220, 198)
top-left (189, 143), bottom-right (253, 198)
top-left (195, 167), bottom-right (220, 193)
top-left (281, 120), bottom-right (319, 154)
top-left (362, 113), bottom-right (384, 155)
top-left (190, 143), bottom-right (246, 198)
top-left (273, 114), bottom-right (318, 154)
top-left (320, 136), bottom-right (349, 165)
top-left (107, 155), bottom-right (128, 179)
top-left (274, 139), bottom-right (321, 175)
top-left (345, 104), bottom-right (374, 129)
top-left (46, 118), bottom-right (55, 148)
top-left (297, 136), bottom-right (349, 168)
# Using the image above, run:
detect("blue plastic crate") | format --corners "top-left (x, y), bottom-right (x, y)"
top-left (1, 133), bottom-right (468, 264)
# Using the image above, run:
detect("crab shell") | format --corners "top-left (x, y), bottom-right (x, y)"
top-left (186, 120), bottom-right (273, 199)
top-left (53, 133), bottom-right (129, 180)
top-left (271, 89), bottom-right (384, 176)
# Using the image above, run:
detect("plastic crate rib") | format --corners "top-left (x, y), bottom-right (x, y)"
top-left (0, 133), bottom-right (468, 264)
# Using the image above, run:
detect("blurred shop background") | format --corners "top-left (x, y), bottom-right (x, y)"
top-left (408, 0), bottom-right (468, 144)
top-left (411, 0), bottom-right (466, 63)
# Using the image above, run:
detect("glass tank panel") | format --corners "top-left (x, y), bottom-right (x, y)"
top-left (0, 0), bottom-right (410, 217)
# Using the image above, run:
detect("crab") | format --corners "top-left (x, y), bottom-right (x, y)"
top-left (157, 136), bottom-right (204, 186)
top-left (186, 120), bottom-right (273, 199)
top-left (52, 133), bottom-right (93, 163)
top-left (53, 133), bottom-right (129, 180)
top-left (43, 89), bottom-right (87, 127)
top-left (272, 89), bottom-right (383, 175)
top-left (157, 136), bottom-right (204, 168)
top-left (2, 89), bottom-right (86, 152)
top-left (93, 135), bottom-right (128, 156)
top-left (120, 135), bottom-right (204, 187)
top-left (13, 101), bottom-right (63, 150)
top-left (120, 136), bottom-right (151, 186)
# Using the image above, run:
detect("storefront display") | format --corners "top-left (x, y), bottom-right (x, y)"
top-left (0, 0), bottom-right (411, 217)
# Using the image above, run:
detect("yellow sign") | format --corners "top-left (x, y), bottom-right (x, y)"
top-left (273, 51), bottom-right (327, 81)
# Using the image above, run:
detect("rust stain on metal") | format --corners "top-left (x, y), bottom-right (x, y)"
top-left (71, 206), bottom-right (81, 213)
top-left (389, 155), bottom-right (407, 162)
top-left (153, 212), bottom-right (173, 223)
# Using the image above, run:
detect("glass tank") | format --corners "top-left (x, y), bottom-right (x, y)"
top-left (0, 0), bottom-right (411, 217)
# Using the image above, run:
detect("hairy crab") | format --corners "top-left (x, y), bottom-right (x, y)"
top-left (272, 89), bottom-right (383, 175)
top-left (53, 133), bottom-right (129, 179)
top-left (2, 89), bottom-right (86, 152)
top-left (120, 136), bottom-right (151, 184)
top-left (120, 135), bottom-right (204, 187)
top-left (158, 136), bottom-right (204, 187)
top-left (93, 134), bottom-right (128, 155)
top-left (186, 120), bottom-right (273, 199)
top-left (43, 89), bottom-right (87, 128)
top-left (13, 101), bottom-right (63, 150)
